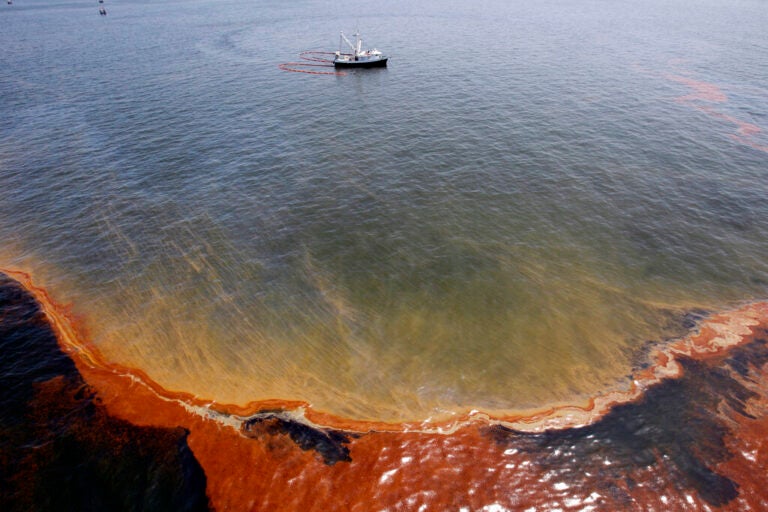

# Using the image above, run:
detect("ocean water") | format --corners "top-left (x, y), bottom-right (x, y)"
top-left (1, 0), bottom-right (767, 423)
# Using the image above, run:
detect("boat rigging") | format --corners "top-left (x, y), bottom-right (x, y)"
top-left (333, 31), bottom-right (388, 68)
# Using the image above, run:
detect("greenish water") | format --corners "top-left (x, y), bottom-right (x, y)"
top-left (1, 0), bottom-right (767, 421)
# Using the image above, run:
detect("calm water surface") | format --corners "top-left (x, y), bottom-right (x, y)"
top-left (1, 0), bottom-right (767, 421)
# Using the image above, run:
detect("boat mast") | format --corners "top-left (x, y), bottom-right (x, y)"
top-left (354, 31), bottom-right (362, 57)
top-left (339, 31), bottom-right (360, 58)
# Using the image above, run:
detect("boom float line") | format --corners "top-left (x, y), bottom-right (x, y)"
top-left (279, 50), bottom-right (347, 76)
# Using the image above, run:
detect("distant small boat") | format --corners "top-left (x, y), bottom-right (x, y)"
top-left (333, 32), bottom-right (388, 68)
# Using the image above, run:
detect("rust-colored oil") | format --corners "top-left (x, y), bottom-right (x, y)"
top-left (4, 268), bottom-right (768, 511)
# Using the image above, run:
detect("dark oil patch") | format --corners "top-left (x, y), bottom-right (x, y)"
top-left (0, 273), bottom-right (212, 512)
top-left (241, 413), bottom-right (355, 465)
top-left (486, 333), bottom-right (768, 507)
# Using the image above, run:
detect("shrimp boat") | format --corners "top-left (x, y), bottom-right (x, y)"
top-left (333, 31), bottom-right (388, 68)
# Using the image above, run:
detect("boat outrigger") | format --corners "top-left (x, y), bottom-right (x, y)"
top-left (333, 32), bottom-right (388, 68)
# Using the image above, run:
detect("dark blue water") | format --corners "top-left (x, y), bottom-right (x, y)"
top-left (1, 0), bottom-right (767, 421)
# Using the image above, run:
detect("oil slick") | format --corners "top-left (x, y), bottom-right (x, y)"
top-left (0, 273), bottom-right (210, 511)
top-left (2, 269), bottom-right (768, 510)
top-left (668, 74), bottom-right (768, 154)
